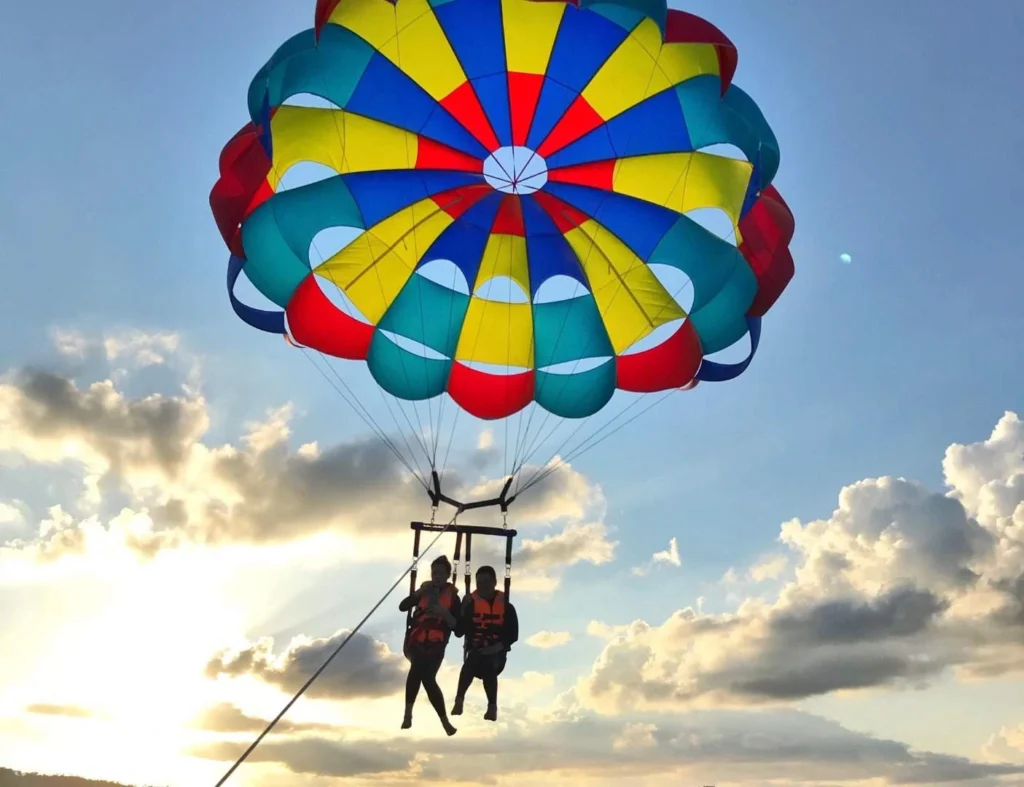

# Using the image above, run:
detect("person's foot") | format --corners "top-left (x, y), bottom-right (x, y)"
top-left (484, 704), bottom-right (497, 722)
top-left (451, 697), bottom-right (464, 716)
top-left (443, 719), bottom-right (458, 736)
top-left (401, 714), bottom-right (412, 730)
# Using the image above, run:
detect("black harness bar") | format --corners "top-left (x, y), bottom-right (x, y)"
top-left (427, 470), bottom-right (516, 514)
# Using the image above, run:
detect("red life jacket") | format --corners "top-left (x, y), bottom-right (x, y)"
top-left (468, 590), bottom-right (505, 650)
top-left (408, 583), bottom-right (457, 646)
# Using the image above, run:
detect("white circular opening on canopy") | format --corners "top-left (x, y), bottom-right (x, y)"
top-left (483, 145), bottom-right (548, 195)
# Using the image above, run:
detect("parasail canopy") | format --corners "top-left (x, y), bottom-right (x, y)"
top-left (210, 0), bottom-right (795, 495)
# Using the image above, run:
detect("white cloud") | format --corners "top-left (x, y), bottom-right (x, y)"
top-left (943, 411), bottom-right (1024, 583)
top-left (190, 702), bottom-right (332, 735)
top-left (102, 330), bottom-right (181, 367)
top-left (499, 670), bottom-right (557, 703)
top-left (612, 721), bottom-right (658, 751)
top-left (749, 554), bottom-right (788, 583)
top-left (574, 412), bottom-right (1024, 713)
top-left (51, 327), bottom-right (182, 369)
top-left (24, 703), bottom-right (94, 719)
top-left (527, 631), bottom-right (573, 649)
top-left (241, 403), bottom-right (294, 455)
top-left (50, 328), bottom-right (90, 358)
top-left (984, 721), bottom-right (1024, 764)
top-left (513, 521), bottom-right (617, 594)
top-left (0, 501), bottom-right (24, 527)
top-left (186, 704), bottom-right (1024, 786)
top-left (586, 621), bottom-right (630, 641)
top-left (0, 370), bottom-right (210, 481)
top-left (206, 629), bottom-right (407, 701)
top-left (0, 369), bottom-right (605, 574)
top-left (633, 537), bottom-right (681, 576)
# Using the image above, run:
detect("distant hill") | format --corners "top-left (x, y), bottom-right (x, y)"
top-left (0, 769), bottom-right (158, 787)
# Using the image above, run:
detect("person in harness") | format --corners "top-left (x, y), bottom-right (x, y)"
top-left (398, 554), bottom-right (460, 735)
top-left (451, 565), bottom-right (519, 722)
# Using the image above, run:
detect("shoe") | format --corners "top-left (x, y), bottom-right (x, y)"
top-left (401, 714), bottom-right (412, 730)
top-left (451, 697), bottom-right (464, 716)
top-left (484, 704), bottom-right (497, 721)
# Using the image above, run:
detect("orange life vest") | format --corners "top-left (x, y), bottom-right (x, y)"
top-left (468, 590), bottom-right (505, 650)
top-left (408, 583), bottom-right (457, 647)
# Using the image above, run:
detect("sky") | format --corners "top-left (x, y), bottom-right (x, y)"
top-left (1, 1), bottom-right (1024, 785)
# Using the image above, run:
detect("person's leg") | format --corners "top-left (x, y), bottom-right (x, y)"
top-left (482, 653), bottom-right (506, 721)
top-left (420, 656), bottom-right (457, 736)
top-left (402, 663), bottom-right (422, 729)
top-left (482, 674), bottom-right (498, 705)
top-left (452, 652), bottom-right (479, 714)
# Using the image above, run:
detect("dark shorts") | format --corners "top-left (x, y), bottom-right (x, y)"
top-left (405, 642), bottom-right (445, 665)
top-left (403, 630), bottom-right (448, 664)
top-left (464, 649), bottom-right (507, 679)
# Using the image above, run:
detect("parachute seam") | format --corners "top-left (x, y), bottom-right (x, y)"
top-left (514, 32), bottom-right (674, 489)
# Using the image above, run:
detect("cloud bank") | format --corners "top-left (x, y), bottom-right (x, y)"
top-left (1, 351), bottom-right (614, 589)
top-left (576, 412), bottom-right (1024, 712)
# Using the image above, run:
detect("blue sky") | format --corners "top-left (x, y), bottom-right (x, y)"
top-left (2, 2), bottom-right (1024, 785)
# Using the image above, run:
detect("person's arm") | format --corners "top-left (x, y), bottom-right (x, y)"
top-left (452, 594), bottom-right (465, 637)
top-left (439, 591), bottom-right (460, 630)
top-left (398, 584), bottom-right (427, 613)
top-left (503, 603), bottom-right (519, 650)
top-left (456, 596), bottom-right (474, 641)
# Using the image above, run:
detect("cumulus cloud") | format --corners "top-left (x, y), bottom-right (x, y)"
top-left (102, 330), bottom-right (182, 368)
top-left (190, 736), bottom-right (418, 779)
top-left (633, 537), bottom-right (681, 577)
top-left (187, 705), bottom-right (1024, 786)
top-left (51, 327), bottom-right (182, 369)
top-left (516, 521), bottom-right (616, 570)
top-left (612, 721), bottom-right (657, 751)
top-left (24, 703), bottom-right (93, 719)
top-left (190, 702), bottom-right (331, 735)
top-left (0, 367), bottom-right (606, 575)
top-left (205, 629), bottom-right (407, 701)
top-left (511, 521), bottom-right (617, 593)
top-left (0, 501), bottom-right (24, 528)
top-left (984, 722), bottom-right (1024, 765)
top-left (527, 631), bottom-right (572, 649)
top-left (575, 412), bottom-right (1024, 712)
top-left (943, 412), bottom-right (1024, 583)
top-left (749, 554), bottom-right (788, 583)
top-left (51, 328), bottom-right (91, 359)
top-left (0, 370), bottom-right (208, 477)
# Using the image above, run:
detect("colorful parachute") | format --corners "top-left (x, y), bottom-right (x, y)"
top-left (210, 0), bottom-right (794, 423)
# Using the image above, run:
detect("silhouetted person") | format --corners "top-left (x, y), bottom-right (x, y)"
top-left (399, 555), bottom-right (459, 735)
top-left (452, 565), bottom-right (518, 721)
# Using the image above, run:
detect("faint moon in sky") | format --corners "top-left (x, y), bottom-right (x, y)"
top-left (839, 253), bottom-right (853, 264)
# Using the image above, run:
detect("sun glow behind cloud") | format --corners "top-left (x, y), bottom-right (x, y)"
top-left (0, 550), bottom-right (246, 783)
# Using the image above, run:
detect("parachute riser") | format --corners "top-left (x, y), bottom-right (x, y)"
top-left (427, 470), bottom-right (517, 515)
